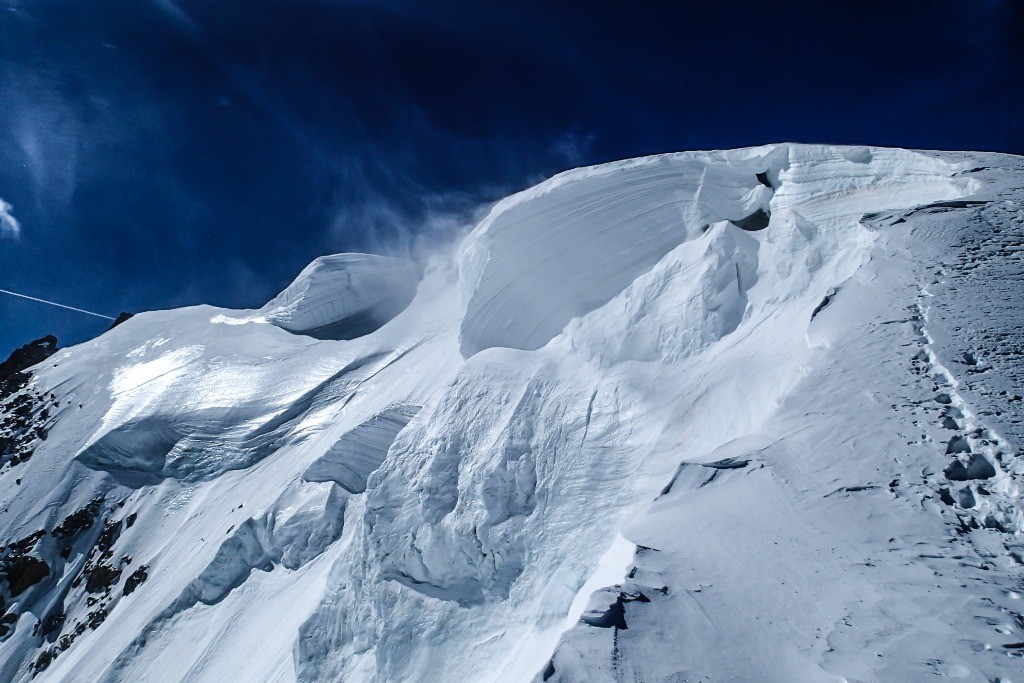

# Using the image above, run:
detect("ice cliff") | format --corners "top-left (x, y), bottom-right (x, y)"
top-left (1, 144), bottom-right (1023, 682)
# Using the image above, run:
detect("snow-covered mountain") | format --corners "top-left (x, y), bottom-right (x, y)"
top-left (2, 144), bottom-right (1023, 682)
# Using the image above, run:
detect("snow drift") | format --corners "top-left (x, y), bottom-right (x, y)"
top-left (260, 253), bottom-right (419, 340)
top-left (1, 144), bottom-right (1023, 682)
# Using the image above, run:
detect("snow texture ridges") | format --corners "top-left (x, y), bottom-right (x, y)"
top-left (0, 144), bottom-right (1022, 683)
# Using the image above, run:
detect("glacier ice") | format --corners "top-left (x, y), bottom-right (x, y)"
top-left (303, 406), bottom-right (420, 494)
top-left (1, 144), bottom-right (1023, 682)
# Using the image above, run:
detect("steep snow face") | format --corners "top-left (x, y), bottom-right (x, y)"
top-left (457, 145), bottom-right (973, 357)
top-left (1, 144), bottom-right (1022, 683)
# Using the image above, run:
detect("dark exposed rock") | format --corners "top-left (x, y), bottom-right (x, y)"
top-left (86, 607), bottom-right (107, 630)
top-left (123, 565), bottom-right (149, 596)
top-left (2, 529), bottom-right (45, 555)
top-left (0, 338), bottom-right (59, 472)
top-left (94, 519), bottom-right (123, 561)
top-left (39, 611), bottom-right (65, 638)
top-left (0, 335), bottom-right (58, 388)
top-left (0, 610), bottom-right (18, 637)
top-left (108, 312), bottom-right (134, 330)
top-left (32, 647), bottom-right (55, 673)
top-left (4, 555), bottom-right (49, 596)
top-left (85, 564), bottom-right (122, 593)
top-left (1, 529), bottom-right (50, 600)
top-left (52, 498), bottom-right (104, 541)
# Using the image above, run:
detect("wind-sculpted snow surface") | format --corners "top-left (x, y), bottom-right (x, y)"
top-left (1, 144), bottom-right (1023, 683)
top-left (260, 253), bottom-right (419, 340)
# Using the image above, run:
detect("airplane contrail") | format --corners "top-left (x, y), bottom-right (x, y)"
top-left (0, 288), bottom-right (115, 320)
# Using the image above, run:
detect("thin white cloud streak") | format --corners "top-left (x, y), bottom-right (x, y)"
top-left (0, 287), bottom-right (115, 320)
top-left (149, 0), bottom-right (347, 178)
top-left (552, 126), bottom-right (597, 167)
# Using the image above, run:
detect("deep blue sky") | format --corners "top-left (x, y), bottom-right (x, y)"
top-left (1, 0), bottom-right (1022, 356)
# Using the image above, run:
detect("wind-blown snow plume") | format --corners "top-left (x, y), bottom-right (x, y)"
top-left (0, 197), bottom-right (21, 239)
top-left (0, 144), bottom-right (1022, 683)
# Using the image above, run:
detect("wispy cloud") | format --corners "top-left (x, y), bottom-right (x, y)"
top-left (552, 126), bottom-right (597, 168)
top-left (0, 197), bottom-right (22, 239)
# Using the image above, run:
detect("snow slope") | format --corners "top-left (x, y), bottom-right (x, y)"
top-left (1, 144), bottom-right (1023, 682)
